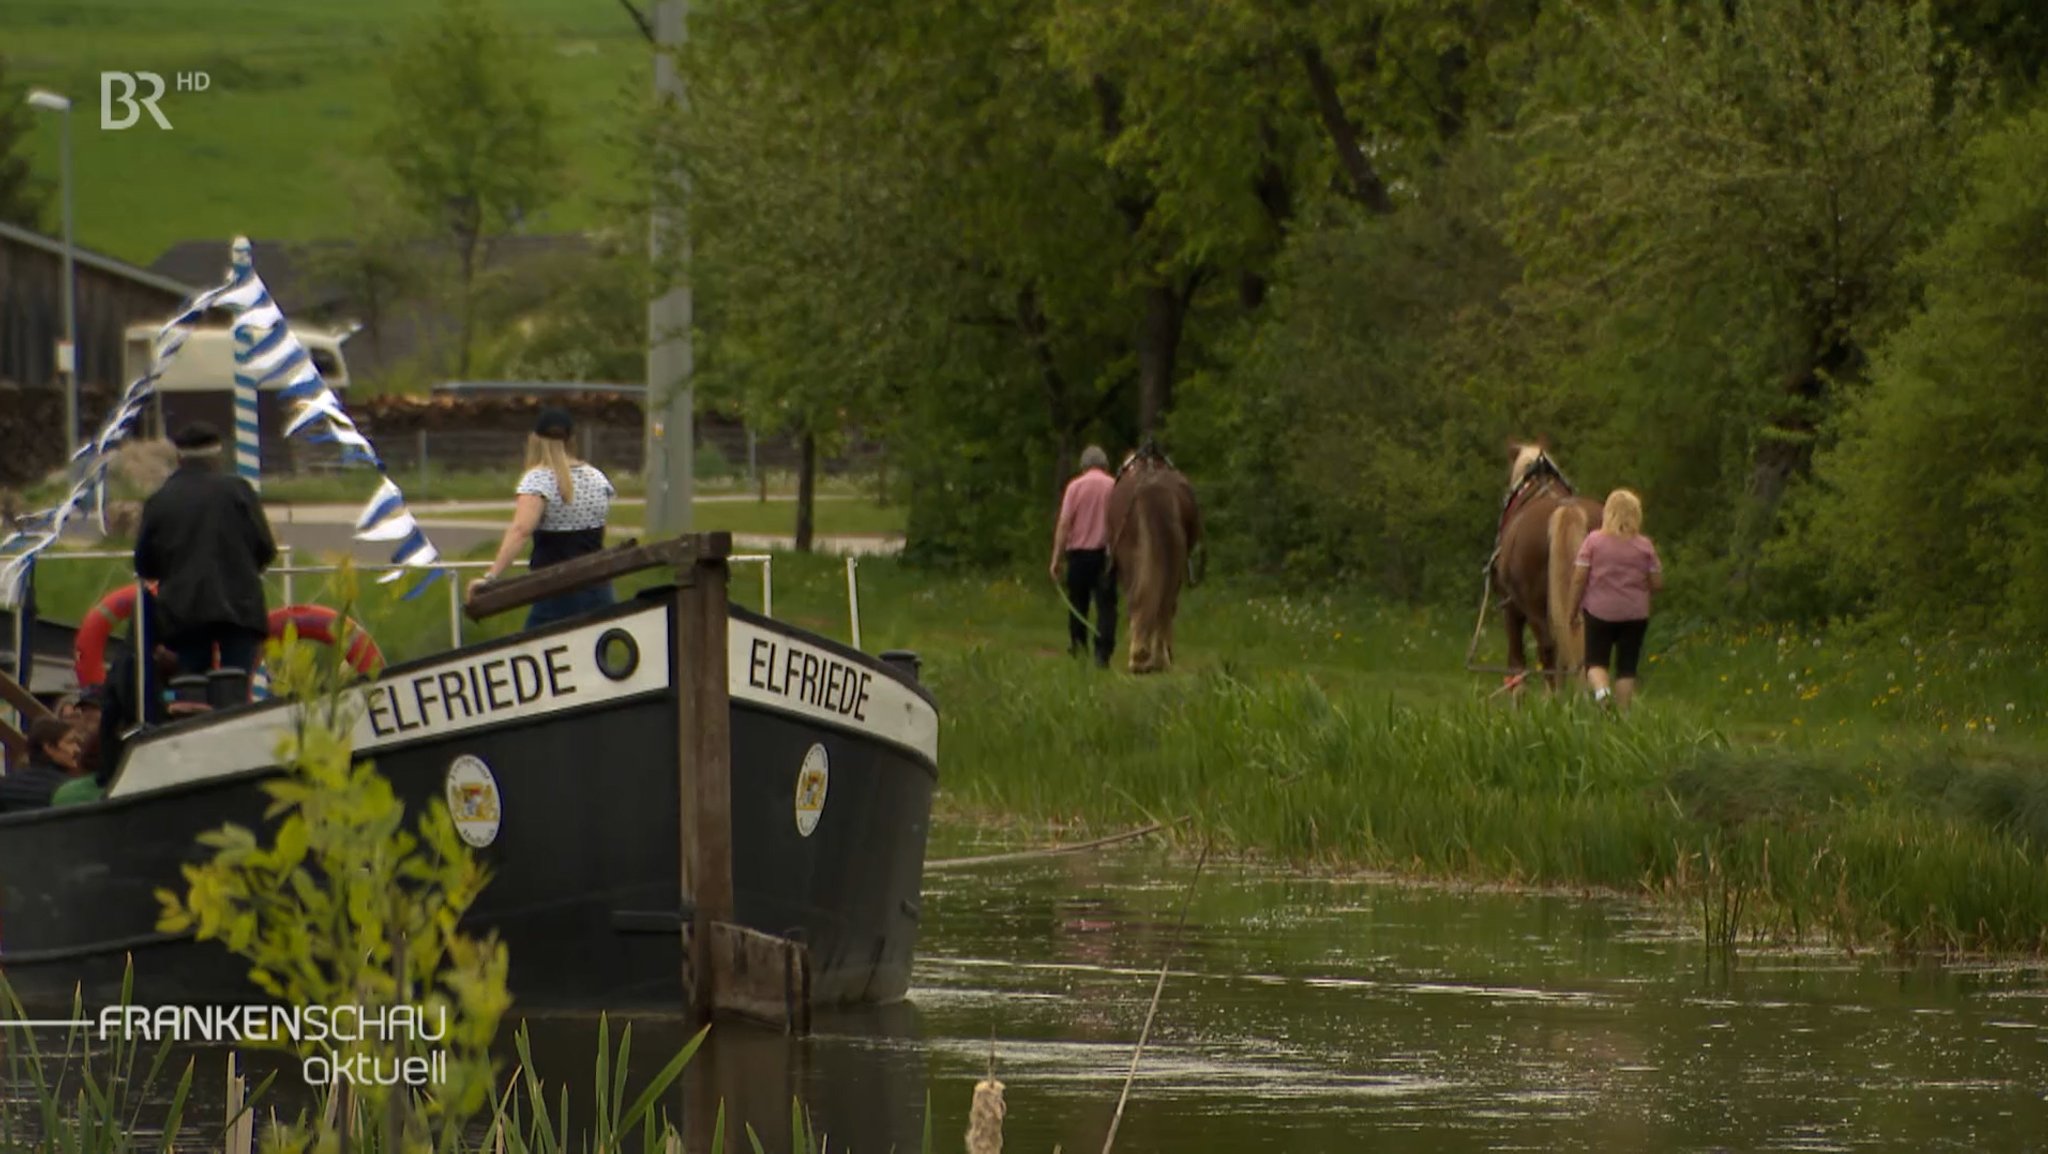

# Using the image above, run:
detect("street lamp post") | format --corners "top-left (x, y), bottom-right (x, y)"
top-left (26, 89), bottom-right (76, 463)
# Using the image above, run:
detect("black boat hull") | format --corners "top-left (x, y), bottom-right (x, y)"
top-left (0, 594), bottom-right (937, 1013)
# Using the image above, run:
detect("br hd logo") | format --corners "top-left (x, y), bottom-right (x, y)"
top-left (101, 71), bottom-right (209, 130)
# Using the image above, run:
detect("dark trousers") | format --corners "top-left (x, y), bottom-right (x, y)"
top-left (167, 623), bottom-right (265, 677)
top-left (1584, 612), bottom-right (1649, 679)
top-left (1063, 549), bottom-right (1116, 666)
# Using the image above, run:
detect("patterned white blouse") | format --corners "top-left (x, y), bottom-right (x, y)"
top-left (515, 464), bottom-right (614, 531)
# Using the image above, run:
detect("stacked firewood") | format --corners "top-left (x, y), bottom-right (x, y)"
top-left (351, 393), bottom-right (650, 436)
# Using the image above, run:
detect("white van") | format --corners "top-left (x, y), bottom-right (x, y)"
top-left (121, 324), bottom-right (352, 454)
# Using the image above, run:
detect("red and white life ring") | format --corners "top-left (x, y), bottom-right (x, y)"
top-left (73, 586), bottom-right (383, 685)
top-left (73, 582), bottom-right (155, 687)
top-left (266, 604), bottom-right (384, 677)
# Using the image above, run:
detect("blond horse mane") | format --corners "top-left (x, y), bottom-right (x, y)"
top-left (1508, 444), bottom-right (1546, 492)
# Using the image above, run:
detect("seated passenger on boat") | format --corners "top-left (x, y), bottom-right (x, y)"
top-left (1, 718), bottom-right (83, 812)
top-left (468, 407), bottom-right (618, 629)
top-left (52, 727), bottom-right (104, 807)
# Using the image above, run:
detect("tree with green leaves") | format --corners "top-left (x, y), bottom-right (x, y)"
top-left (377, 0), bottom-right (565, 379)
top-left (1792, 102), bottom-right (2048, 637)
top-left (670, 0), bottom-right (1140, 560)
top-left (0, 55), bottom-right (51, 230)
top-left (296, 159), bottom-right (433, 378)
top-left (1174, 134), bottom-right (1528, 596)
top-left (158, 571), bottom-right (508, 1147)
top-left (1506, 0), bottom-right (1982, 596)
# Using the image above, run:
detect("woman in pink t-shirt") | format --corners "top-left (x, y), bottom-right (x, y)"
top-left (1568, 489), bottom-right (1663, 710)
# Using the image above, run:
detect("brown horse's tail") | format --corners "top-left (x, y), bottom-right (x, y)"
top-left (1548, 503), bottom-right (1588, 678)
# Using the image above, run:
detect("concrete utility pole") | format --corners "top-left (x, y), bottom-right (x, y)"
top-left (644, 0), bottom-right (694, 536)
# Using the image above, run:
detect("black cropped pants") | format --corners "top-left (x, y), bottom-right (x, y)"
top-left (1584, 612), bottom-right (1648, 679)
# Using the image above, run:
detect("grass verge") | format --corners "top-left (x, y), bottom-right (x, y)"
top-left (22, 548), bottom-right (2048, 953)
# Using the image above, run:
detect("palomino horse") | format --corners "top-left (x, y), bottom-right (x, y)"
top-left (1490, 444), bottom-right (1603, 690)
top-left (1106, 441), bottom-right (1201, 674)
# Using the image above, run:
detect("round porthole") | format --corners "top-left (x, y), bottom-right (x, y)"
top-left (595, 628), bottom-right (639, 681)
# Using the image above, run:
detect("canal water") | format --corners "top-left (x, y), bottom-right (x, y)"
top-left (61, 827), bottom-right (2048, 1151)
top-left (695, 829), bottom-right (2048, 1153)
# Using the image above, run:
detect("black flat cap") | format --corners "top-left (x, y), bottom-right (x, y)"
top-left (171, 421), bottom-right (222, 450)
top-left (534, 407), bottom-right (573, 441)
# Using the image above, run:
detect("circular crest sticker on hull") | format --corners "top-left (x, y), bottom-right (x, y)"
top-left (446, 754), bottom-right (503, 847)
top-left (795, 743), bottom-right (829, 838)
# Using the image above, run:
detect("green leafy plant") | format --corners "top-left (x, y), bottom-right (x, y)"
top-left (154, 561), bottom-right (510, 1149)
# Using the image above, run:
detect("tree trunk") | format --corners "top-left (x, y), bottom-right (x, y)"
top-left (1298, 43), bottom-right (1395, 215)
top-left (455, 231), bottom-right (480, 379)
top-left (1242, 136), bottom-right (1295, 309)
top-left (365, 293), bottom-right (384, 366)
top-left (1729, 343), bottom-right (1843, 591)
top-left (1053, 429), bottom-right (1076, 507)
top-left (1137, 283), bottom-right (1187, 438)
top-left (795, 430), bottom-right (817, 553)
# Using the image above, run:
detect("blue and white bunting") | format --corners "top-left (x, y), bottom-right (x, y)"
top-left (212, 237), bottom-right (442, 594)
top-left (0, 274), bottom-right (236, 609)
top-left (0, 236), bottom-right (446, 611)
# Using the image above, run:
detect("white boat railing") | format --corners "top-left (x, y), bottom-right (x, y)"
top-left (17, 545), bottom-right (875, 734)
top-left (31, 548), bottom-right (783, 656)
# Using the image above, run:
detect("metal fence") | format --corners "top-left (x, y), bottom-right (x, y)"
top-left (361, 424), bottom-right (884, 484)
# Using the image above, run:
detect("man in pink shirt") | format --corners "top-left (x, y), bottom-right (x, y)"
top-left (1050, 446), bottom-right (1118, 666)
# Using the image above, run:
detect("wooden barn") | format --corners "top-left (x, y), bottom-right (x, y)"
top-left (0, 220), bottom-right (203, 392)
top-left (0, 220), bottom-right (210, 484)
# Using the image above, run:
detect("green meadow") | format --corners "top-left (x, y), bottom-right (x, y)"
top-left (27, 545), bottom-right (2048, 954)
top-left (3, 0), bottom-right (646, 264)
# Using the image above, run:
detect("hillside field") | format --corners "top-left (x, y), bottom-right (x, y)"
top-left (3, 0), bottom-right (647, 265)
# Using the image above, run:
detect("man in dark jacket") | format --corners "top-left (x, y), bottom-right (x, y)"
top-left (133, 423), bottom-right (279, 677)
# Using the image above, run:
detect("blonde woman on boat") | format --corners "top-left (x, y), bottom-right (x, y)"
top-left (1568, 488), bottom-right (1663, 710)
top-left (467, 408), bottom-right (617, 628)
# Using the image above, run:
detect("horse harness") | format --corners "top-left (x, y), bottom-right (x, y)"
top-left (1118, 438), bottom-right (1177, 478)
top-left (1484, 452), bottom-right (1577, 577)
top-left (1467, 452), bottom-right (1577, 673)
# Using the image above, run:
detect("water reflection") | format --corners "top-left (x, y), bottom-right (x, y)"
top-left (18, 835), bottom-right (2048, 1151)
top-left (889, 841), bottom-right (2048, 1153)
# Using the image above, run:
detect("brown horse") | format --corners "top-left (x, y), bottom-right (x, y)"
top-left (1107, 442), bottom-right (1201, 674)
top-left (1490, 444), bottom-right (1602, 690)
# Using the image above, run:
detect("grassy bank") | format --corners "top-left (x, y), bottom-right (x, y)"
top-left (762, 557), bottom-right (2048, 952)
top-left (25, 549), bottom-right (2048, 952)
